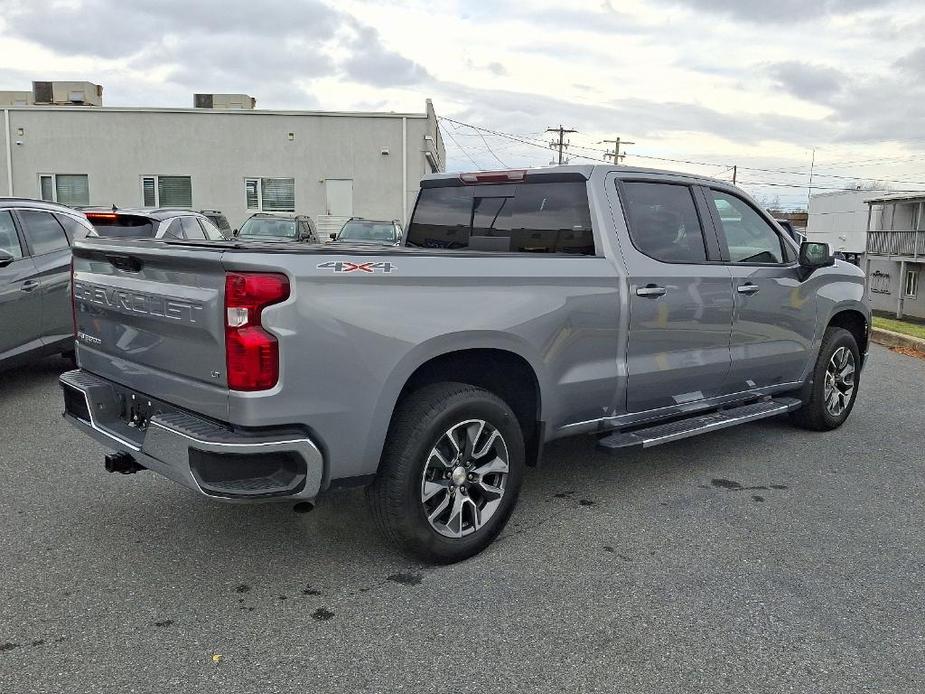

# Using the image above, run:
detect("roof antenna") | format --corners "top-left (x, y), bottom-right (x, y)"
top-left (112, 203), bottom-right (117, 212)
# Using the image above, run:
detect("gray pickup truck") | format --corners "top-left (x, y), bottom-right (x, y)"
top-left (61, 165), bottom-right (869, 563)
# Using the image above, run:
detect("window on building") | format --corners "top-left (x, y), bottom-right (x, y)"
top-left (38, 174), bottom-right (90, 206)
top-left (244, 178), bottom-right (295, 212)
top-left (141, 176), bottom-right (192, 208)
top-left (905, 269), bottom-right (919, 298)
top-left (621, 182), bottom-right (707, 263)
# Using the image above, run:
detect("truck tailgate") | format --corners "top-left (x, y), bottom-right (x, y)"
top-left (72, 240), bottom-right (230, 419)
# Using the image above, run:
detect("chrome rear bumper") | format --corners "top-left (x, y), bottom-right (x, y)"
top-left (60, 369), bottom-right (324, 502)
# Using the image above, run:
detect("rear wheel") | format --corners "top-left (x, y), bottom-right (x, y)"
top-left (790, 327), bottom-right (860, 431)
top-left (367, 382), bottom-right (525, 564)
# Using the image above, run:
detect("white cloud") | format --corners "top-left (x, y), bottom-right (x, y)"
top-left (2, 0), bottom-right (925, 207)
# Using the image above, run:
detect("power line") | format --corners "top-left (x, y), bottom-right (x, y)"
top-left (470, 125), bottom-right (508, 168)
top-left (438, 116), bottom-right (925, 193)
top-left (438, 121), bottom-right (483, 169)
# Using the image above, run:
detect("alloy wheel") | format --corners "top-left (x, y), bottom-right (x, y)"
top-left (420, 419), bottom-right (509, 538)
top-left (824, 346), bottom-right (855, 417)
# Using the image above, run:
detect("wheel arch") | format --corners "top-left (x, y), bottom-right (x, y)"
top-left (827, 307), bottom-right (869, 361)
top-left (367, 336), bottom-right (548, 471)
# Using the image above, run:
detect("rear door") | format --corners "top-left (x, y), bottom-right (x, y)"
top-left (0, 209), bottom-right (43, 358)
top-left (15, 209), bottom-right (73, 347)
top-left (702, 187), bottom-right (815, 390)
top-left (615, 179), bottom-right (736, 413)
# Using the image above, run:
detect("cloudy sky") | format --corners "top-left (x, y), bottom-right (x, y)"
top-left (3, 0), bottom-right (925, 208)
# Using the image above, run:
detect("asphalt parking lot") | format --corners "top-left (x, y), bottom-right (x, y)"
top-left (1, 345), bottom-right (923, 693)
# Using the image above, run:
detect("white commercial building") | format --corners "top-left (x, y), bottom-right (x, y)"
top-left (0, 89), bottom-right (444, 234)
top-left (806, 189), bottom-right (887, 260)
top-left (864, 193), bottom-right (924, 320)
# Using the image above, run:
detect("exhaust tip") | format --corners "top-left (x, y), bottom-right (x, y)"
top-left (293, 502), bottom-right (314, 514)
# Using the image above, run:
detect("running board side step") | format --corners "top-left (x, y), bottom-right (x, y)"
top-left (598, 397), bottom-right (803, 450)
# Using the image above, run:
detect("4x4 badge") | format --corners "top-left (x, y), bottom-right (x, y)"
top-left (316, 261), bottom-right (395, 274)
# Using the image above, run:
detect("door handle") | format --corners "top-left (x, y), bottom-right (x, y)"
top-left (20, 280), bottom-right (39, 292)
top-left (636, 284), bottom-right (667, 298)
top-left (737, 283), bottom-right (760, 295)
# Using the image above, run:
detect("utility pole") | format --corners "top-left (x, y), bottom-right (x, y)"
top-left (732, 165), bottom-right (737, 185)
top-left (546, 125), bottom-right (577, 165)
top-left (601, 137), bottom-right (635, 165)
top-left (807, 147), bottom-right (816, 205)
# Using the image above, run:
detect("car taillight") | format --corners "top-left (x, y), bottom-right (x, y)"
top-left (224, 272), bottom-right (290, 391)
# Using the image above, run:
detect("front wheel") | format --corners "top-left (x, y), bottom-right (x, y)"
top-left (367, 382), bottom-right (525, 564)
top-left (790, 326), bottom-right (860, 431)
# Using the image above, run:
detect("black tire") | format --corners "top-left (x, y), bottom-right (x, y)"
top-left (790, 327), bottom-right (860, 431)
top-left (367, 382), bottom-right (525, 564)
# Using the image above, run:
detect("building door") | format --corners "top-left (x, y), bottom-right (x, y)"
top-left (324, 179), bottom-right (354, 217)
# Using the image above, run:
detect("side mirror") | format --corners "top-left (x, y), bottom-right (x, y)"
top-left (232, 228), bottom-right (239, 237)
top-left (799, 241), bottom-right (835, 269)
top-left (329, 232), bottom-right (337, 240)
top-left (0, 249), bottom-right (14, 268)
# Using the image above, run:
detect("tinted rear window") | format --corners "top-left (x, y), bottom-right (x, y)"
top-left (407, 181), bottom-right (594, 254)
top-left (87, 214), bottom-right (156, 238)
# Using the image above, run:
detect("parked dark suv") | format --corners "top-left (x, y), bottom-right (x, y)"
top-left (0, 198), bottom-right (95, 370)
top-left (84, 208), bottom-right (226, 241)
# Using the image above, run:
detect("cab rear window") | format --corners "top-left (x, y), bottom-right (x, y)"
top-left (86, 214), bottom-right (155, 238)
top-left (407, 181), bottom-right (594, 255)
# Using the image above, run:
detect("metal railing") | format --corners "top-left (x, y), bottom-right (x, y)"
top-left (866, 230), bottom-right (925, 258)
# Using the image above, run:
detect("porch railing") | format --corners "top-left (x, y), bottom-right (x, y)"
top-left (866, 230), bottom-right (925, 258)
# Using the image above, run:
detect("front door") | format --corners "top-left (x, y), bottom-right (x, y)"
top-left (0, 209), bottom-right (43, 359)
top-left (702, 188), bottom-right (815, 391)
top-left (616, 179), bottom-right (736, 413)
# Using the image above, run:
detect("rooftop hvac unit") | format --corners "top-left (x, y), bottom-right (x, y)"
top-left (194, 93), bottom-right (214, 109)
top-left (32, 81), bottom-right (53, 103)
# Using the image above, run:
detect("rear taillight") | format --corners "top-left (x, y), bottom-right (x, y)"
top-left (224, 272), bottom-right (290, 391)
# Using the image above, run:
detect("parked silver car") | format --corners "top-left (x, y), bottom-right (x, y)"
top-left (0, 198), bottom-right (95, 370)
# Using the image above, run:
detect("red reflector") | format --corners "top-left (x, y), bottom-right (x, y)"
top-left (459, 170), bottom-right (526, 184)
top-left (224, 272), bottom-right (290, 391)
